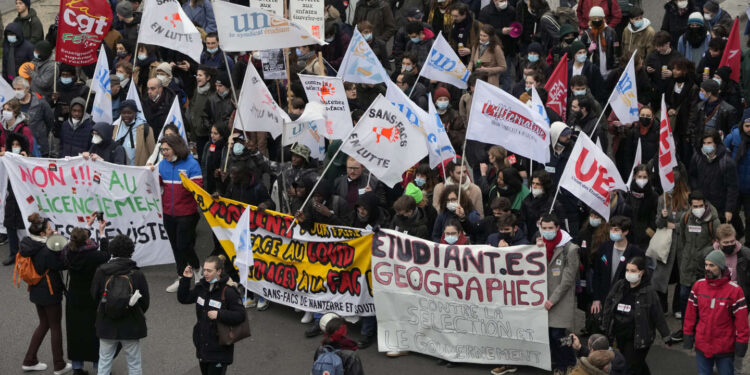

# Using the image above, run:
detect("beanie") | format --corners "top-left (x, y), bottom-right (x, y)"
top-left (404, 182), bottom-right (423, 204)
top-left (568, 40), bottom-right (586, 55)
top-left (705, 249), bottom-right (727, 270)
top-left (21, 0), bottom-right (30, 9)
top-left (700, 79), bottom-right (720, 95)
top-left (116, 1), bottom-right (134, 18)
top-left (688, 12), bottom-right (705, 26)
top-left (715, 66), bottom-right (732, 81)
top-left (528, 42), bottom-right (543, 56)
top-left (434, 87), bottom-right (450, 100)
top-left (34, 40), bottom-right (52, 59)
top-left (156, 62), bottom-right (173, 77)
top-left (588, 6), bottom-right (605, 18)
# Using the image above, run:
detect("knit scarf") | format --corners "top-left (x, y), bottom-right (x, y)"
top-left (589, 24), bottom-right (607, 50)
top-left (542, 229), bottom-right (562, 262)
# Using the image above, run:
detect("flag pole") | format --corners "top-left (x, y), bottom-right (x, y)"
top-left (407, 70), bottom-right (424, 97)
top-left (590, 50), bottom-right (637, 135)
top-left (221, 50), bottom-right (243, 172)
top-left (53, 62), bottom-right (57, 94)
top-left (456, 136), bottom-right (468, 207)
top-left (588, 101), bottom-right (610, 136)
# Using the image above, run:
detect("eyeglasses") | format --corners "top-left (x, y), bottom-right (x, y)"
top-left (160, 148), bottom-right (171, 153)
top-left (347, 167), bottom-right (361, 171)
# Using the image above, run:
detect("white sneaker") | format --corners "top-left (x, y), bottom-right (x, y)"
top-left (53, 363), bottom-right (73, 375)
top-left (21, 363), bottom-right (47, 371)
top-left (301, 311), bottom-right (314, 323)
top-left (386, 351), bottom-right (408, 357)
top-left (166, 278), bottom-right (180, 293)
top-left (243, 296), bottom-right (257, 308)
top-left (344, 315), bottom-right (360, 324)
top-left (674, 312), bottom-right (682, 319)
top-left (257, 298), bottom-right (270, 311)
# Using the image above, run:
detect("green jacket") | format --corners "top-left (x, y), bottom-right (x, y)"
top-left (187, 86), bottom-right (212, 138)
top-left (13, 8), bottom-right (44, 45)
top-left (677, 203), bottom-right (720, 287)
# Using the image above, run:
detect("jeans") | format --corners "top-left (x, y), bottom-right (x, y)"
top-left (164, 213), bottom-right (200, 276)
top-left (199, 361), bottom-right (228, 375)
top-left (24, 303), bottom-right (65, 371)
top-left (679, 284), bottom-right (692, 317)
top-left (696, 351), bottom-right (734, 375)
top-left (98, 339), bottom-right (141, 375)
top-left (549, 327), bottom-right (576, 370)
top-left (616, 334), bottom-right (651, 375)
top-left (361, 316), bottom-right (377, 338)
top-left (7, 228), bottom-right (24, 259)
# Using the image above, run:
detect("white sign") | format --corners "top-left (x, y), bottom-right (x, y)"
top-left (249, 0), bottom-right (284, 16)
top-left (261, 49), bottom-right (286, 80)
top-left (138, 0), bottom-right (203, 62)
top-left (289, 0), bottom-right (325, 42)
top-left (233, 62), bottom-right (290, 138)
top-left (372, 229), bottom-right (551, 370)
top-left (420, 32), bottom-right (470, 89)
top-left (298, 74), bottom-right (352, 140)
top-left (0, 154), bottom-right (173, 266)
top-left (91, 48), bottom-right (112, 125)
top-left (337, 29), bottom-right (389, 84)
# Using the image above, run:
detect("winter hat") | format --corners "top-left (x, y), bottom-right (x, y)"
top-left (216, 71), bottom-right (230, 87)
top-left (20, 0), bottom-right (30, 9)
top-left (116, 1), bottom-right (133, 18)
top-left (588, 6), bottom-right (605, 19)
top-left (588, 350), bottom-right (615, 370)
top-left (568, 40), bottom-right (586, 55)
top-left (34, 40), bottom-right (52, 59)
top-left (60, 64), bottom-right (76, 75)
top-left (688, 12), bottom-right (704, 26)
top-left (290, 143), bottom-right (311, 163)
top-left (705, 249), bottom-right (727, 270)
top-left (527, 42), bottom-right (544, 56)
top-left (120, 99), bottom-right (139, 112)
top-left (703, 1), bottom-right (719, 13)
top-left (700, 79), bottom-right (720, 95)
top-left (109, 74), bottom-right (121, 87)
top-left (156, 62), bottom-right (172, 77)
top-left (715, 66), bottom-right (732, 81)
top-left (404, 182), bottom-right (423, 204)
top-left (559, 23), bottom-right (578, 39)
top-left (434, 87), bottom-right (450, 100)
top-left (406, 8), bottom-right (424, 20)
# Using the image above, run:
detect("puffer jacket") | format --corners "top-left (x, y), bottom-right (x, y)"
top-left (177, 274), bottom-right (245, 364)
top-left (159, 156), bottom-right (203, 217)
top-left (91, 257), bottom-right (150, 340)
top-left (688, 144), bottom-right (739, 215)
top-left (724, 125), bottom-right (750, 194)
top-left (2, 22), bottom-right (34, 83)
top-left (601, 279), bottom-right (670, 349)
top-left (19, 235), bottom-right (66, 306)
top-left (677, 204), bottom-right (720, 286)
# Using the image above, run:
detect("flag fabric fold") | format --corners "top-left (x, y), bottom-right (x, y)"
top-left (137, 0), bottom-right (203, 62)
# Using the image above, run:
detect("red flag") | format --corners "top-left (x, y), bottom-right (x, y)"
top-left (658, 94), bottom-right (678, 192)
top-left (718, 18), bottom-right (741, 82)
top-left (544, 53), bottom-right (568, 120)
top-left (55, 0), bottom-right (113, 66)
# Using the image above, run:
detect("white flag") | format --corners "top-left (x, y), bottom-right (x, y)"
top-left (0, 74), bottom-right (15, 105)
top-left (337, 28), bottom-right (389, 84)
top-left (658, 94), bottom-right (678, 192)
top-left (607, 51), bottom-right (639, 125)
top-left (625, 138), bottom-right (641, 189)
top-left (137, 0), bottom-right (203, 62)
top-left (231, 206), bottom-right (253, 287)
top-left (530, 87), bottom-right (550, 126)
top-left (90, 47), bottom-right (112, 124)
top-left (248, 0), bottom-right (284, 16)
top-left (467, 80), bottom-right (550, 163)
top-left (289, 0), bottom-right (325, 42)
top-left (158, 97), bottom-right (188, 143)
top-left (233, 63), bottom-right (290, 138)
top-left (385, 80), bottom-right (455, 168)
top-left (125, 81), bottom-right (144, 113)
top-left (420, 32), bottom-right (470, 89)
top-left (559, 133), bottom-right (627, 220)
top-left (340, 95), bottom-right (428, 186)
top-left (213, 2), bottom-right (324, 52)
top-left (298, 74), bottom-right (352, 140)
top-left (283, 102), bottom-right (327, 160)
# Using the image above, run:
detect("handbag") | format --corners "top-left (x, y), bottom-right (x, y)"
top-left (646, 227), bottom-right (672, 264)
top-left (216, 286), bottom-right (251, 346)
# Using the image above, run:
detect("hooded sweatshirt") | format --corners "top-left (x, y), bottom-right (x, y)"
top-left (89, 121), bottom-right (126, 164)
top-left (622, 18), bottom-right (654, 62)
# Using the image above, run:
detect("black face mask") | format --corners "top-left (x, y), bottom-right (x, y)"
top-left (498, 232), bottom-right (513, 242)
top-left (674, 75), bottom-right (687, 83)
top-left (722, 244), bottom-right (735, 255)
top-left (591, 20), bottom-right (604, 28)
top-left (639, 117), bottom-right (652, 127)
top-left (563, 37), bottom-right (576, 44)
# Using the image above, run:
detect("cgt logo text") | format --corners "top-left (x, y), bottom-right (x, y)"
top-left (62, 1), bottom-right (109, 36)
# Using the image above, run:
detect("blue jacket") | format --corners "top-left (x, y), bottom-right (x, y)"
top-left (158, 156), bottom-right (203, 216)
top-left (200, 49), bottom-right (233, 73)
top-left (724, 126), bottom-right (750, 194)
top-left (182, 0), bottom-right (217, 33)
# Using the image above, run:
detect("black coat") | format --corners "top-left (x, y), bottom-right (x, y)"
top-left (65, 239), bottom-right (110, 362)
top-left (628, 183), bottom-right (659, 249)
top-left (592, 241), bottom-right (644, 301)
top-left (660, 1), bottom-right (696, 49)
top-left (177, 275), bottom-right (246, 364)
top-left (142, 88), bottom-right (176, 136)
top-left (389, 207), bottom-right (430, 240)
top-left (601, 279), bottom-right (670, 349)
top-left (520, 193), bottom-right (564, 242)
top-left (688, 144), bottom-right (739, 215)
top-left (2, 22), bottom-right (34, 83)
top-left (91, 257), bottom-right (150, 340)
top-left (3, 185), bottom-right (24, 229)
top-left (694, 99), bottom-right (740, 137)
top-left (19, 237), bottom-right (65, 306)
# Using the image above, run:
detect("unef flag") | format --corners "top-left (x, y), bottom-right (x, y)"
top-left (283, 102), bottom-right (327, 160)
top-left (138, 0), bottom-right (203, 62)
top-left (340, 95), bottom-right (428, 186)
top-left (158, 97), bottom-right (187, 142)
top-left (559, 133), bottom-right (627, 220)
top-left (530, 86), bottom-right (550, 126)
top-left (337, 29), bottom-right (389, 84)
top-left (718, 18), bottom-right (741, 82)
top-left (658, 94), bottom-right (678, 192)
top-left (607, 51), bottom-right (639, 124)
top-left (544, 53), bottom-right (567, 120)
top-left (230, 206), bottom-right (253, 287)
top-left (90, 47), bottom-right (112, 124)
top-left (233, 63), bottom-right (290, 138)
top-left (420, 32), bottom-right (469, 89)
top-left (298, 74), bottom-right (352, 140)
top-left (0, 74), bottom-right (16, 105)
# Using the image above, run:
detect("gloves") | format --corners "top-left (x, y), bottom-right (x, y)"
top-left (684, 334), bottom-right (695, 350)
top-left (129, 290), bottom-right (142, 307)
top-left (736, 342), bottom-right (748, 358)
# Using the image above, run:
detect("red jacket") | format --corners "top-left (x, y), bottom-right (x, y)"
top-left (684, 275), bottom-right (749, 358)
top-left (576, 0), bottom-right (622, 30)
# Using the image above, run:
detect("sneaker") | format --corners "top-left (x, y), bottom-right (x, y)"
top-left (305, 323), bottom-right (322, 338)
top-left (53, 363), bottom-right (73, 375)
top-left (357, 336), bottom-right (375, 349)
top-left (674, 312), bottom-right (682, 319)
top-left (22, 363), bottom-right (47, 371)
top-left (165, 278), bottom-right (180, 293)
top-left (671, 330), bottom-right (684, 342)
top-left (491, 366), bottom-right (518, 375)
top-left (344, 315), bottom-right (360, 324)
top-left (301, 311), bottom-right (314, 324)
top-left (2, 256), bottom-right (15, 266)
top-left (0, 233), bottom-right (8, 245)
top-left (242, 296), bottom-right (257, 309)
top-left (257, 298), bottom-right (270, 311)
top-left (386, 351), bottom-right (408, 358)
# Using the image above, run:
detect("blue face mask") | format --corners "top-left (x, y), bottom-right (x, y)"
top-left (33, 52), bottom-right (39, 60)
top-left (60, 77), bottom-right (73, 85)
top-left (527, 54), bottom-right (539, 63)
top-left (699, 91), bottom-right (708, 101)
top-left (137, 53), bottom-right (147, 61)
top-left (325, 36), bottom-right (334, 43)
top-left (576, 53), bottom-right (587, 63)
top-left (362, 33), bottom-right (373, 41)
top-left (233, 142), bottom-right (245, 155)
top-left (632, 20), bottom-right (644, 29)
top-left (410, 37), bottom-right (421, 43)
top-left (7, 35), bottom-right (17, 43)
top-left (573, 89), bottom-right (587, 96)
top-left (713, 78), bottom-right (722, 86)
top-left (609, 232), bottom-right (622, 242)
top-left (589, 217), bottom-right (601, 227)
top-left (207, 47), bottom-right (218, 54)
top-left (444, 235), bottom-right (458, 244)
top-left (414, 177), bottom-right (426, 187)
top-left (436, 100), bottom-right (449, 110)
top-left (702, 144), bottom-right (715, 155)
top-left (541, 230), bottom-right (557, 240)
top-left (208, 277), bottom-right (218, 284)
top-left (295, 48), bottom-right (304, 57)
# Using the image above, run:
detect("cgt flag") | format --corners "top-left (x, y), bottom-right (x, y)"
top-left (90, 47), bottom-right (112, 124)
top-left (658, 94), bottom-right (678, 192)
top-left (559, 133), bottom-right (626, 220)
top-left (138, 0), bottom-right (203, 62)
top-left (298, 74), bottom-right (352, 140)
top-left (233, 62), bottom-right (290, 138)
top-left (340, 95), bottom-right (428, 186)
top-left (607, 51), bottom-right (639, 124)
top-left (337, 29), bottom-right (389, 84)
top-left (420, 32), bottom-right (469, 89)
top-left (718, 18), bottom-right (741, 82)
top-left (56, 0), bottom-right (113, 66)
top-left (544, 53), bottom-right (567, 120)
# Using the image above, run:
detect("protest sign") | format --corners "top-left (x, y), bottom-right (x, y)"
top-left (658, 94), bottom-right (677, 192)
top-left (337, 29), bottom-right (389, 84)
top-left (420, 32), bottom-right (469, 89)
top-left (56, 0), bottom-right (113, 66)
top-left (233, 62), bottom-right (290, 138)
top-left (284, 102), bottom-right (327, 160)
top-left (261, 49), bottom-right (286, 80)
top-left (371, 229), bottom-right (551, 369)
top-left (138, 0), bottom-right (203, 62)
top-left (298, 74), bottom-right (353, 140)
top-left (289, 0), bottom-right (325, 41)
top-left (90, 47), bottom-right (112, 125)
top-left (0, 154), bottom-right (172, 266)
top-left (249, 0), bottom-right (284, 16)
top-left (182, 176), bottom-right (375, 316)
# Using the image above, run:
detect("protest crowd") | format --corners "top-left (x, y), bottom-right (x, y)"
top-left (1, 0), bottom-right (750, 374)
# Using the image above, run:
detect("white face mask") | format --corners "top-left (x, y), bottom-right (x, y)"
top-left (635, 178), bottom-right (648, 188)
top-left (91, 134), bottom-right (103, 144)
top-left (252, 52), bottom-right (261, 60)
top-left (494, 0), bottom-right (507, 9)
top-left (446, 202), bottom-right (458, 212)
top-left (71, 118), bottom-right (81, 125)
top-left (14, 89), bottom-right (25, 99)
top-left (625, 272), bottom-right (641, 284)
top-left (444, 234), bottom-right (458, 244)
top-left (2, 110), bottom-right (13, 121)
top-left (692, 207), bottom-right (706, 218)
top-left (157, 74), bottom-right (169, 85)
top-left (676, 0), bottom-right (688, 9)
top-left (531, 188), bottom-right (544, 197)
top-left (11, 146), bottom-right (21, 154)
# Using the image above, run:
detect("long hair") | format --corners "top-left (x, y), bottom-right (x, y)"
top-left (163, 134), bottom-right (189, 160)
top-left (479, 24), bottom-right (503, 51)
top-left (439, 184), bottom-right (475, 213)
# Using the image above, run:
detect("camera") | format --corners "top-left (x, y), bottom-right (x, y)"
top-left (559, 336), bottom-right (573, 347)
top-left (96, 212), bottom-right (104, 222)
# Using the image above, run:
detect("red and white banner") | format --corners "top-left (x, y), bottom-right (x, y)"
top-left (718, 18), bottom-right (741, 82)
top-left (467, 80), bottom-right (550, 163)
top-left (559, 133), bottom-right (626, 220)
top-left (56, 0), bottom-right (113, 66)
top-left (544, 53), bottom-right (567, 120)
top-left (658, 94), bottom-right (678, 192)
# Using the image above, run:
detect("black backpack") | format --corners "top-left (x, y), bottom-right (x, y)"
top-left (100, 271), bottom-right (134, 320)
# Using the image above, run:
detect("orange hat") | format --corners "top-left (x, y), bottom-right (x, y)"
top-left (19, 62), bottom-right (35, 80)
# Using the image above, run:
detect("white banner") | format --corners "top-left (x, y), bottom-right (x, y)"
top-left (0, 74), bottom-right (14, 105)
top-left (233, 63), bottom-right (290, 138)
top-left (289, 0), bottom-right (325, 42)
top-left (249, 0), bottom-right (284, 15)
top-left (530, 86), bottom-right (550, 126)
top-left (420, 32), bottom-right (469, 89)
top-left (0, 154), bottom-right (173, 266)
top-left (213, 2), bottom-right (323, 52)
top-left (467, 80), bottom-right (550, 163)
top-left (91, 48), bottom-right (113, 125)
top-left (261, 49), bottom-right (286, 80)
top-left (137, 0), bottom-right (203, 62)
top-left (298, 74), bottom-right (353, 140)
top-left (283, 102), bottom-right (327, 160)
top-left (230, 206), bottom-right (253, 286)
top-left (372, 229), bottom-right (551, 369)
top-left (658, 94), bottom-right (678, 192)
top-left (340, 95), bottom-right (428, 187)
top-left (337, 29), bottom-right (389, 84)
top-left (126, 80), bottom-right (144, 113)
top-left (0, 165), bottom-right (7, 234)
top-left (608, 51), bottom-right (639, 125)
top-left (159, 97), bottom-right (188, 143)
top-left (559, 133), bottom-right (627, 220)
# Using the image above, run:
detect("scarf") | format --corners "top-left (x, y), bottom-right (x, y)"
top-left (542, 229), bottom-right (562, 261)
top-left (446, 176), bottom-right (471, 191)
top-left (589, 24), bottom-right (607, 50)
top-left (196, 83), bottom-right (211, 95)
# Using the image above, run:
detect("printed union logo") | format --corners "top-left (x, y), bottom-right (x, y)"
top-left (164, 12), bottom-right (182, 28)
top-left (372, 126), bottom-right (399, 143)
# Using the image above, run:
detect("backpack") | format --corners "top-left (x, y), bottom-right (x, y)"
top-left (683, 212), bottom-right (714, 238)
top-left (312, 346), bottom-right (344, 375)
top-left (542, 7), bottom-right (578, 35)
top-left (100, 271), bottom-right (134, 320)
top-left (12, 123), bottom-right (41, 157)
top-left (13, 253), bottom-right (53, 295)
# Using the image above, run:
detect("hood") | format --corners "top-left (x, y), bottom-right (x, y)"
top-left (4, 22), bottom-right (24, 44)
top-left (578, 357), bottom-right (609, 375)
top-left (19, 236), bottom-right (47, 257)
top-left (5, 130), bottom-right (30, 153)
top-left (626, 18), bottom-right (651, 33)
top-left (65, 240), bottom-right (104, 271)
top-left (99, 257), bottom-right (138, 276)
top-left (550, 121), bottom-right (568, 146)
top-left (355, 191), bottom-right (381, 223)
top-left (93, 122), bottom-right (115, 143)
top-left (16, 8), bottom-right (38, 21)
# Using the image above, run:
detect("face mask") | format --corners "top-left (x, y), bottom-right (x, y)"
top-left (692, 207), bottom-right (706, 218)
top-left (610, 232), bottom-right (623, 242)
top-left (495, 1), bottom-right (507, 9)
top-left (699, 91), bottom-right (708, 101)
top-left (713, 78), bottom-right (722, 86)
top-left (702, 144), bottom-right (715, 155)
top-left (2, 110), bottom-right (13, 121)
top-left (137, 53), bottom-right (147, 61)
top-left (157, 74), bottom-right (169, 85)
top-left (436, 100), bottom-right (449, 110)
top-left (117, 50), bottom-right (127, 58)
top-left (252, 52), bottom-right (262, 60)
top-left (541, 230), bottom-right (557, 241)
top-left (14, 90), bottom-right (25, 99)
top-left (563, 36), bottom-right (576, 44)
top-left (632, 20), bottom-right (643, 29)
top-left (208, 277), bottom-right (218, 284)
top-left (120, 78), bottom-right (130, 87)
top-left (91, 134), bottom-right (103, 144)
top-left (414, 177), bottom-right (426, 187)
top-left (410, 37), bottom-right (421, 43)
top-left (60, 77), bottom-right (73, 85)
top-left (33, 52), bottom-right (39, 60)
top-left (363, 33), bottom-right (373, 41)
top-left (116, 73), bottom-right (126, 82)
top-left (207, 47), bottom-right (219, 54)
top-left (11, 146), bottom-right (21, 154)
top-left (703, 13), bottom-right (713, 21)
top-left (573, 89), bottom-right (586, 96)
top-left (635, 178), bottom-right (648, 188)
top-left (589, 217), bottom-right (601, 227)
top-left (295, 48), bottom-right (304, 57)
top-left (527, 54), bottom-right (539, 63)
top-left (639, 117), bottom-right (651, 127)
top-left (676, 0), bottom-right (687, 9)
top-left (325, 36), bottom-right (335, 43)
top-left (7, 35), bottom-right (17, 43)
top-left (625, 272), bottom-right (641, 284)
top-left (71, 118), bottom-right (80, 125)
top-left (576, 53), bottom-right (587, 63)
top-left (446, 202), bottom-right (458, 212)
top-left (591, 20), bottom-right (603, 28)
top-left (444, 235), bottom-right (459, 244)
top-left (674, 75), bottom-right (687, 83)
top-left (403, 65), bottom-right (413, 72)
top-left (531, 188), bottom-right (544, 197)
top-left (218, 90), bottom-right (229, 98)
top-left (722, 244), bottom-right (735, 255)
top-left (233, 142), bottom-right (244, 155)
